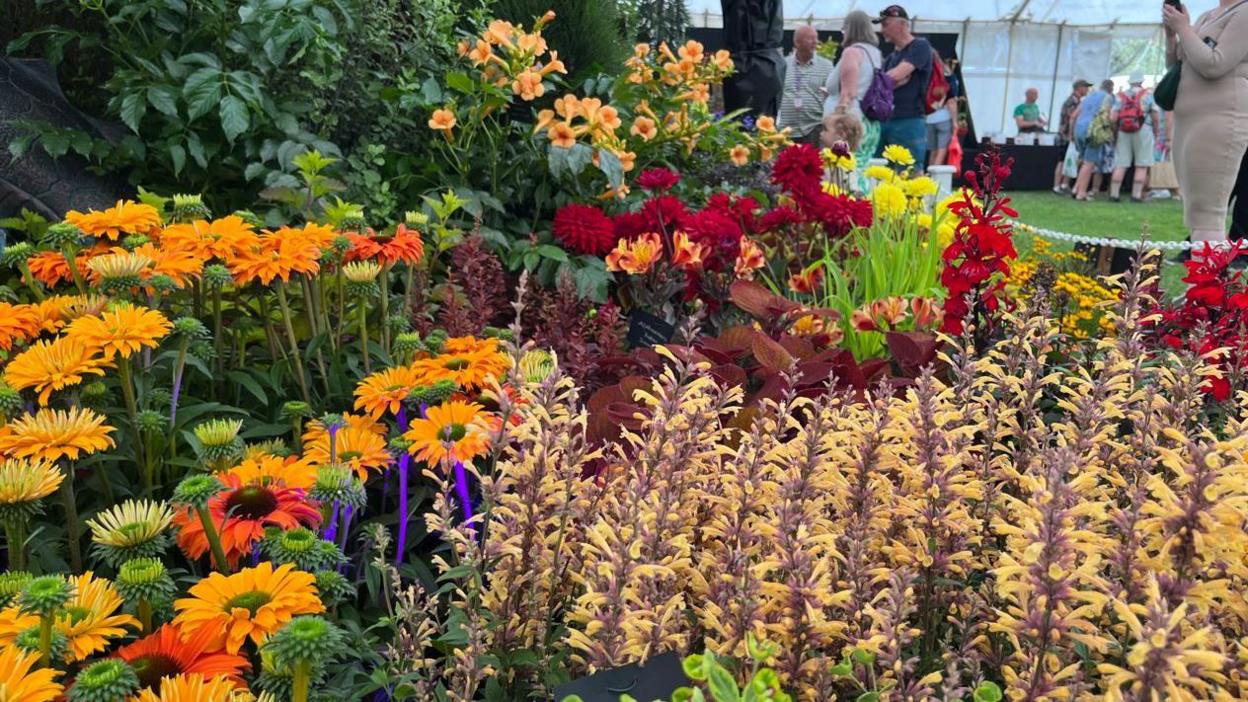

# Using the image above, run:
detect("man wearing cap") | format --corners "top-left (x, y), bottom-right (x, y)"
top-left (875, 5), bottom-right (934, 166)
top-left (777, 25), bottom-right (835, 145)
top-left (1053, 79), bottom-right (1092, 194)
top-left (1108, 72), bottom-right (1161, 202)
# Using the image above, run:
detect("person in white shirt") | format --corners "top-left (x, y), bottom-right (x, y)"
top-left (778, 25), bottom-right (835, 145)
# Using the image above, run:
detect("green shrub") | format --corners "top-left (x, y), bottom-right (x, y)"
top-left (492, 0), bottom-right (630, 83)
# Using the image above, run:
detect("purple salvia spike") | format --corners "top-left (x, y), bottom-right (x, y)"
top-left (395, 405), bottom-right (410, 567)
top-left (323, 502), bottom-right (339, 541)
top-left (169, 364), bottom-right (185, 426)
top-left (453, 459), bottom-right (473, 524)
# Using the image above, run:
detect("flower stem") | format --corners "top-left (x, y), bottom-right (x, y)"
top-left (357, 297), bottom-right (371, 374)
top-left (38, 613), bottom-right (53, 668)
top-left (4, 519), bottom-right (26, 570)
top-left (17, 260), bottom-right (44, 301)
top-left (61, 245), bottom-right (88, 295)
top-left (138, 598), bottom-right (152, 634)
top-left (168, 338), bottom-right (189, 459)
top-left (60, 465), bottom-right (82, 572)
top-left (275, 285), bottom-right (312, 405)
top-left (291, 659), bottom-right (312, 702)
top-left (195, 504), bottom-right (231, 574)
top-left (118, 361), bottom-right (149, 495)
top-left (379, 262), bottom-right (392, 356)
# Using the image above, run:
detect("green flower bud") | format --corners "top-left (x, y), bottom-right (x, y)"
top-left (0, 571), bottom-right (32, 608)
top-left (482, 326), bottom-right (514, 342)
top-left (193, 418), bottom-right (243, 464)
top-left (189, 339), bottom-right (216, 363)
top-left (232, 210), bottom-right (262, 228)
top-left (115, 557), bottom-right (176, 607)
top-left (422, 329), bottom-right (448, 354)
top-left (267, 615), bottom-right (346, 670)
top-left (0, 381), bottom-right (24, 415)
top-left (19, 575), bottom-right (73, 614)
top-left (15, 625), bottom-right (68, 660)
top-left (387, 312), bottom-right (410, 335)
top-left (308, 466), bottom-right (365, 510)
top-left (137, 410), bottom-right (166, 436)
top-left (172, 194), bottom-right (211, 223)
top-left (42, 223), bottom-right (84, 249)
top-left (2, 242), bottom-right (34, 268)
top-left (408, 380), bottom-right (458, 407)
top-left (173, 316), bottom-right (210, 339)
top-left (281, 401), bottom-right (313, 420)
top-left (147, 273), bottom-right (178, 293)
top-left (171, 474), bottom-right (225, 508)
top-left (80, 380), bottom-right (109, 410)
top-left (313, 570), bottom-right (354, 608)
top-left (68, 659), bottom-right (140, 702)
top-left (146, 387), bottom-right (173, 411)
top-left (261, 527), bottom-right (345, 572)
top-left (121, 234), bottom-right (151, 251)
top-left (203, 263), bottom-right (232, 288)
top-left (518, 349), bottom-right (556, 383)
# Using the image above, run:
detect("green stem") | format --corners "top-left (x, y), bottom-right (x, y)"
top-left (275, 285), bottom-right (312, 405)
top-left (335, 269), bottom-right (346, 350)
top-left (212, 285), bottom-right (224, 379)
top-left (5, 519), bottom-right (26, 571)
top-left (61, 245), bottom-right (87, 295)
top-left (38, 613), bottom-right (53, 668)
top-left (358, 296), bottom-right (371, 374)
top-left (379, 262), bottom-right (392, 357)
top-left (118, 361), bottom-right (149, 495)
top-left (18, 260), bottom-right (45, 301)
top-left (195, 504), bottom-right (231, 574)
top-left (402, 265), bottom-right (415, 324)
top-left (60, 466), bottom-right (82, 572)
top-left (291, 659), bottom-right (312, 702)
top-left (258, 293), bottom-right (286, 365)
top-left (138, 599), bottom-right (152, 634)
top-left (291, 415), bottom-right (304, 453)
top-left (303, 276), bottom-right (331, 396)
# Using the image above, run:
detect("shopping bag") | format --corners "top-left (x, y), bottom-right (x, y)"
top-left (1151, 159), bottom-right (1179, 189)
top-left (1062, 141), bottom-right (1079, 179)
top-left (948, 133), bottom-right (963, 172)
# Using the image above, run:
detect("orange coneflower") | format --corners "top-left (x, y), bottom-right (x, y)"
top-left (116, 624), bottom-right (251, 689)
top-left (227, 230), bottom-right (321, 286)
top-left (85, 249), bottom-right (154, 286)
top-left (130, 673), bottom-right (242, 702)
top-left (27, 250), bottom-right (90, 288)
top-left (0, 604), bottom-right (38, 649)
top-left (0, 302), bottom-right (42, 351)
top-left (173, 472), bottom-right (320, 568)
top-left (133, 242), bottom-right (205, 289)
top-left (32, 294), bottom-right (111, 335)
top-left (412, 345), bottom-right (510, 393)
top-left (65, 200), bottom-right (162, 240)
top-left (278, 222), bottom-right (337, 250)
top-left (403, 400), bottom-right (493, 466)
top-left (4, 336), bottom-right (110, 405)
top-left (0, 646), bottom-right (62, 702)
top-left (64, 301), bottom-right (172, 360)
top-left (59, 571), bottom-right (140, 661)
top-left (172, 562), bottom-right (323, 654)
top-left (225, 453), bottom-right (318, 491)
top-left (157, 216), bottom-right (258, 262)
top-left (353, 365), bottom-right (424, 419)
top-left (301, 414), bottom-right (392, 479)
top-left (0, 406), bottom-right (116, 462)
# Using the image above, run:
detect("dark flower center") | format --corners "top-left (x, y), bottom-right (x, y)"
top-left (130, 654), bottom-right (183, 689)
top-left (339, 450), bottom-right (362, 461)
top-left (439, 423), bottom-right (468, 442)
top-left (225, 486), bottom-right (278, 520)
top-left (443, 358), bottom-right (469, 370)
top-left (224, 589), bottom-right (272, 615)
top-left (65, 606), bottom-right (91, 625)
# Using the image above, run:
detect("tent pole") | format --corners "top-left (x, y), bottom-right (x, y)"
top-left (1048, 22), bottom-right (1066, 128)
top-left (1001, 18), bottom-right (1017, 134)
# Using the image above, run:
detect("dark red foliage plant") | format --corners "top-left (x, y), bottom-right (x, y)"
top-left (436, 235), bottom-right (509, 337)
top-left (939, 147), bottom-right (1019, 347)
top-left (1144, 241), bottom-right (1248, 401)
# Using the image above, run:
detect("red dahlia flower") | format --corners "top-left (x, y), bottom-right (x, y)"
top-left (552, 203), bottom-right (618, 256)
top-left (636, 168), bottom-right (681, 192)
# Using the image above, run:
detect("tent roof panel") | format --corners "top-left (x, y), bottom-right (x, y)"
top-left (686, 0), bottom-right (1217, 27)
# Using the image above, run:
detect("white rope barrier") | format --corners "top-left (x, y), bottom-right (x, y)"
top-left (1012, 221), bottom-right (1219, 251)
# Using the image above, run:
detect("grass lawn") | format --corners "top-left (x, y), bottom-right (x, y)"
top-left (1005, 190), bottom-right (1189, 294)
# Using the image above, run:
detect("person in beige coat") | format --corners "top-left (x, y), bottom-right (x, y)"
top-left (1165, 0), bottom-right (1248, 249)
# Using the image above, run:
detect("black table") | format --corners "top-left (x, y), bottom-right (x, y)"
top-left (962, 143), bottom-right (1066, 191)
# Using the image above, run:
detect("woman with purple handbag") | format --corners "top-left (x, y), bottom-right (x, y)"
top-left (823, 10), bottom-right (891, 190)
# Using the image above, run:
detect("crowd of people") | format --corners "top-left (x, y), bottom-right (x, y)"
top-left (777, 4), bottom-right (961, 181)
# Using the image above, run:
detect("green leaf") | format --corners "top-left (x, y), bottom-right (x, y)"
top-left (183, 67), bottom-right (222, 121)
top-left (41, 131), bottom-right (70, 158)
top-left (421, 77), bottom-right (443, 104)
top-left (973, 682), bottom-right (1003, 702)
top-left (856, 693), bottom-right (880, 702)
top-left (225, 370), bottom-right (267, 406)
top-left (445, 72), bottom-right (474, 93)
top-left (119, 91), bottom-right (147, 133)
top-left (219, 95), bottom-right (250, 142)
top-left (682, 653), bottom-right (707, 681)
top-left (186, 132), bottom-right (207, 168)
top-left (536, 244), bottom-right (568, 262)
top-left (547, 144), bottom-right (569, 179)
top-left (597, 148), bottom-right (624, 188)
top-left (828, 662), bottom-right (852, 677)
top-left (706, 661), bottom-right (741, 702)
top-left (168, 144), bottom-right (186, 176)
top-left (146, 85), bottom-right (179, 117)
top-left (566, 143), bottom-right (593, 175)
top-left (851, 648), bottom-right (875, 666)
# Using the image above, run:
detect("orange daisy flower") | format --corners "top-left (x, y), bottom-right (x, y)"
top-left (4, 336), bottom-right (110, 405)
top-left (0, 302), bottom-right (42, 351)
top-left (64, 301), bottom-right (172, 360)
top-left (132, 242), bottom-right (205, 288)
top-left (65, 200), bottom-right (162, 240)
top-left (411, 346), bottom-right (510, 393)
top-left (224, 453), bottom-right (318, 491)
top-left (403, 400), bottom-right (493, 466)
top-left (301, 414), bottom-right (392, 479)
top-left (0, 645), bottom-right (62, 702)
top-left (60, 571), bottom-right (141, 661)
top-left (116, 623), bottom-right (251, 689)
top-left (0, 605), bottom-right (38, 649)
top-left (353, 364), bottom-right (425, 419)
top-left (174, 472), bottom-right (321, 568)
top-left (32, 294), bottom-right (111, 334)
top-left (0, 406), bottom-right (116, 463)
top-left (362, 223), bottom-right (426, 266)
top-left (157, 216), bottom-right (258, 261)
top-left (227, 230), bottom-right (321, 285)
top-left (130, 673), bottom-right (241, 702)
top-left (173, 562), bottom-right (323, 654)
top-left (26, 250), bottom-right (91, 288)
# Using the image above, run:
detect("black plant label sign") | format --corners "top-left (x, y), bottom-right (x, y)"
top-left (552, 652), bottom-right (685, 701)
top-left (626, 309), bottom-right (676, 349)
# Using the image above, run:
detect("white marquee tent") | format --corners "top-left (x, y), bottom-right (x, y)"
top-left (686, 0), bottom-right (1217, 138)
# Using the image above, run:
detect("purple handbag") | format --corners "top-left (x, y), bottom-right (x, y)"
top-left (858, 47), bottom-right (894, 122)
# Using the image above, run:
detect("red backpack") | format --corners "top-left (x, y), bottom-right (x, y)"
top-left (1117, 90), bottom-right (1145, 133)
top-left (925, 49), bottom-right (951, 115)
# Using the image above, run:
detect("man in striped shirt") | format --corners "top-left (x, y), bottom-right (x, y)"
top-left (778, 25), bottom-right (834, 145)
